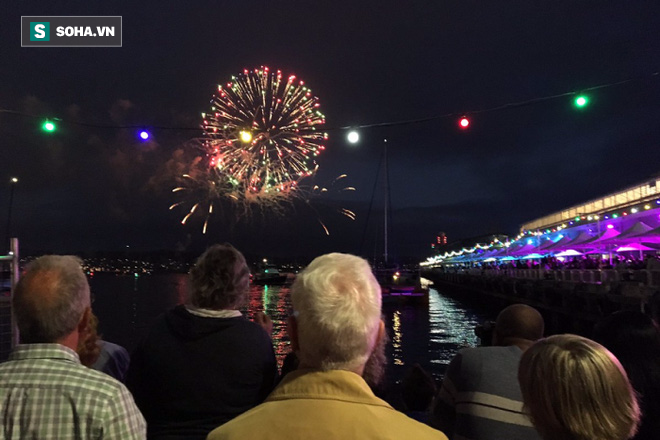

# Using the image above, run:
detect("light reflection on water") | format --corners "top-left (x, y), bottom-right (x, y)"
top-left (91, 274), bottom-right (491, 381)
top-left (246, 284), bottom-right (292, 367)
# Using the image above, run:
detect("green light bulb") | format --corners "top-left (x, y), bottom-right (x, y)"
top-left (574, 95), bottom-right (588, 108)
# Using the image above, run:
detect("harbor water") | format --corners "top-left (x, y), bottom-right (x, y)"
top-left (90, 273), bottom-right (491, 383)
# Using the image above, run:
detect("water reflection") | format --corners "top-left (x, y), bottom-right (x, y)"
top-left (391, 310), bottom-right (403, 366)
top-left (246, 284), bottom-right (291, 367)
top-left (428, 288), bottom-right (485, 368)
top-left (91, 275), bottom-right (491, 381)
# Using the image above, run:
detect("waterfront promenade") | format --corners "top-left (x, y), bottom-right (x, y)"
top-left (423, 266), bottom-right (659, 335)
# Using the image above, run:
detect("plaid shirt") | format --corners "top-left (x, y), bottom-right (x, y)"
top-left (0, 343), bottom-right (146, 439)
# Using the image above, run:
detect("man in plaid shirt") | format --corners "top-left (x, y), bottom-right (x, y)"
top-left (0, 255), bottom-right (146, 439)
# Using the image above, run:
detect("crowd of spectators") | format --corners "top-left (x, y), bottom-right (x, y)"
top-left (0, 246), bottom-right (657, 440)
top-left (442, 254), bottom-right (660, 274)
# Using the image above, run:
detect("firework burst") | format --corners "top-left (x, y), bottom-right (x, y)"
top-left (202, 66), bottom-right (327, 199)
top-left (173, 67), bottom-right (353, 234)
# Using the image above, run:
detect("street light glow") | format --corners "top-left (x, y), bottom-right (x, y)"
top-left (10, 177), bottom-right (18, 183)
top-left (347, 131), bottom-right (359, 144)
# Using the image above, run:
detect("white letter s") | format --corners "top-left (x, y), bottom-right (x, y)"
top-left (35, 24), bottom-right (45, 39)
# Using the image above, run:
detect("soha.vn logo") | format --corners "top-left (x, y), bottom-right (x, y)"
top-left (30, 21), bottom-right (116, 40)
top-left (30, 22), bottom-right (50, 41)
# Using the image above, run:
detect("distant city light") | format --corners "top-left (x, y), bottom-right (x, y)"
top-left (138, 130), bottom-right (150, 140)
top-left (347, 130), bottom-right (359, 144)
top-left (459, 117), bottom-right (470, 128)
top-left (10, 177), bottom-right (18, 183)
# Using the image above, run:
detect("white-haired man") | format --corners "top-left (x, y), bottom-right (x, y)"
top-left (207, 252), bottom-right (447, 440)
top-left (0, 255), bottom-right (146, 439)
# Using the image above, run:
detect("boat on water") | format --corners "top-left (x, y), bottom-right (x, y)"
top-left (367, 140), bottom-right (428, 303)
top-left (251, 264), bottom-right (289, 286)
top-left (377, 267), bottom-right (428, 303)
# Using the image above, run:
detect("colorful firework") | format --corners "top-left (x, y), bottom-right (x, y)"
top-left (202, 66), bottom-right (327, 199)
top-left (172, 67), bottom-right (353, 234)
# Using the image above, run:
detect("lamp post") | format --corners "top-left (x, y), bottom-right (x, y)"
top-left (5, 177), bottom-right (18, 250)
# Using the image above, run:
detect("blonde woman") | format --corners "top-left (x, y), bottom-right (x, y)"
top-left (518, 334), bottom-right (640, 440)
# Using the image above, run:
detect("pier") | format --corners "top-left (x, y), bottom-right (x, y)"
top-left (422, 267), bottom-right (658, 335)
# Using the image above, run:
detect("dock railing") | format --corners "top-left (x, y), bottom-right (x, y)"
top-left (0, 238), bottom-right (19, 361)
top-left (456, 266), bottom-right (660, 289)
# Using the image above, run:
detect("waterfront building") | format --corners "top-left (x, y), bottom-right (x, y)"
top-left (423, 175), bottom-right (660, 268)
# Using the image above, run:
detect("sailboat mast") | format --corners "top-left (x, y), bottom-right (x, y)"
top-left (384, 139), bottom-right (388, 265)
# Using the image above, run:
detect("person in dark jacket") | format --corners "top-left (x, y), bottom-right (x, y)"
top-left (126, 244), bottom-right (277, 440)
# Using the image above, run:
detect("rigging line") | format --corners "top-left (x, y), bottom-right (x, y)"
top-left (359, 146), bottom-right (385, 257)
top-left (385, 141), bottom-right (393, 264)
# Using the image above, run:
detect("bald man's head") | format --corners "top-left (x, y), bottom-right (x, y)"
top-left (493, 304), bottom-right (544, 348)
top-left (13, 255), bottom-right (90, 344)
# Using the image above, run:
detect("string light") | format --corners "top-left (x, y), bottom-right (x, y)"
top-left (42, 120), bottom-right (56, 132)
top-left (0, 70), bottom-right (656, 137)
top-left (574, 95), bottom-right (589, 108)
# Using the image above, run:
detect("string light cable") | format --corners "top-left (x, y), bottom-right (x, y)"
top-left (0, 70), bottom-right (657, 135)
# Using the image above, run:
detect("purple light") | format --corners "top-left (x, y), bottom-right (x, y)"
top-left (607, 224), bottom-right (614, 229)
top-left (139, 130), bottom-right (150, 140)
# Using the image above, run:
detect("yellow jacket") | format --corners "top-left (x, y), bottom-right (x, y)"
top-left (207, 369), bottom-right (447, 440)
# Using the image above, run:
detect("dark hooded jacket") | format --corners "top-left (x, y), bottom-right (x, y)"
top-left (126, 305), bottom-right (277, 440)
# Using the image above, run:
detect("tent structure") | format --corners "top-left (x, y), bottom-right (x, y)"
top-left (555, 249), bottom-right (584, 257)
top-left (538, 235), bottom-right (571, 251)
top-left (509, 243), bottom-right (538, 256)
top-left (627, 225), bottom-right (660, 243)
top-left (615, 242), bottom-right (660, 252)
top-left (608, 221), bottom-right (653, 242)
top-left (558, 231), bottom-right (598, 249)
top-left (578, 228), bottom-right (620, 246)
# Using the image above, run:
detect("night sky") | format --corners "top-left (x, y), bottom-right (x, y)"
top-left (2, 1), bottom-right (660, 261)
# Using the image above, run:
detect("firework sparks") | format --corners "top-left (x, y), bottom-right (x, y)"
top-left (202, 66), bottom-right (327, 200)
top-left (173, 66), bottom-right (353, 234)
